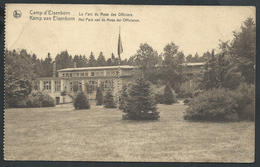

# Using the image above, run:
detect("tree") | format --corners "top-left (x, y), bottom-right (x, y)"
top-left (121, 71), bottom-right (160, 120)
top-left (163, 82), bottom-right (174, 105)
top-left (186, 54), bottom-right (193, 62)
top-left (230, 18), bottom-right (255, 84)
top-left (42, 53), bottom-right (53, 77)
top-left (74, 92), bottom-right (91, 109)
top-left (55, 51), bottom-right (73, 70)
top-left (119, 84), bottom-right (128, 110)
top-left (132, 43), bottom-right (161, 84)
top-left (197, 42), bottom-right (243, 90)
top-left (161, 42), bottom-right (186, 91)
top-left (96, 86), bottom-right (103, 105)
top-left (73, 55), bottom-right (87, 67)
top-left (103, 89), bottom-right (117, 108)
top-left (97, 52), bottom-right (106, 66)
top-left (106, 58), bottom-right (113, 66)
top-left (88, 52), bottom-right (97, 67)
top-left (5, 49), bottom-right (35, 107)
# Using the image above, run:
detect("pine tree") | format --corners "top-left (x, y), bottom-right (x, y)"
top-left (96, 87), bottom-right (103, 105)
top-left (164, 82), bottom-right (174, 105)
top-left (122, 71), bottom-right (159, 120)
top-left (74, 92), bottom-right (90, 109)
top-left (119, 84), bottom-right (128, 110)
top-left (104, 89), bottom-right (117, 108)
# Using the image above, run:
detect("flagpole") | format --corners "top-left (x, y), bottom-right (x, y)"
top-left (117, 26), bottom-right (121, 105)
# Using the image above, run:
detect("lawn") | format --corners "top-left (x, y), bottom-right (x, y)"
top-left (4, 102), bottom-right (254, 162)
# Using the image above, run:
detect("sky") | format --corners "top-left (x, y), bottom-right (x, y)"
top-left (5, 4), bottom-right (255, 60)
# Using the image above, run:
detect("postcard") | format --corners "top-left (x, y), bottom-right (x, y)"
top-left (4, 4), bottom-right (255, 162)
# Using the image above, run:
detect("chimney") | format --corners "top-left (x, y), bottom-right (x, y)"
top-left (53, 61), bottom-right (56, 77)
top-left (74, 62), bottom-right (76, 69)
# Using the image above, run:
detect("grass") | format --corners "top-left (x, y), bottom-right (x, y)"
top-left (4, 103), bottom-right (254, 162)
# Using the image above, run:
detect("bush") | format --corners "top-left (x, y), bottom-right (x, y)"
top-left (104, 89), bottom-right (117, 108)
top-left (6, 90), bottom-right (55, 108)
top-left (230, 83), bottom-right (255, 121)
top-left (7, 97), bottom-right (27, 108)
top-left (177, 86), bottom-right (194, 99)
top-left (74, 91), bottom-right (90, 109)
top-left (184, 88), bottom-right (239, 121)
top-left (184, 84), bottom-right (255, 122)
top-left (96, 87), bottom-right (103, 105)
top-left (164, 82), bottom-right (175, 105)
top-left (27, 90), bottom-right (55, 107)
top-left (42, 93), bottom-right (55, 107)
top-left (243, 103), bottom-right (254, 121)
top-left (183, 98), bottom-right (191, 105)
top-left (26, 96), bottom-right (41, 107)
top-left (121, 72), bottom-right (160, 120)
top-left (151, 84), bottom-right (178, 104)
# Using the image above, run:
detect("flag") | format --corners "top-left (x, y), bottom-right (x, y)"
top-left (118, 33), bottom-right (123, 59)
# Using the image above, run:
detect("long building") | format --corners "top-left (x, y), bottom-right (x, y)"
top-left (37, 62), bottom-right (205, 104)
top-left (37, 64), bottom-right (134, 104)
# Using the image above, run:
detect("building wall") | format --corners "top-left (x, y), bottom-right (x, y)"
top-left (39, 69), bottom-right (133, 104)
top-left (182, 64), bottom-right (204, 89)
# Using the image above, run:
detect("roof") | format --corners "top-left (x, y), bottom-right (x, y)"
top-left (57, 65), bottom-right (135, 72)
top-left (182, 62), bottom-right (205, 66)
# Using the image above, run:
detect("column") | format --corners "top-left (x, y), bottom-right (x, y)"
top-left (61, 79), bottom-right (64, 91)
top-left (97, 79), bottom-right (100, 87)
top-left (39, 80), bottom-right (43, 91)
top-left (51, 80), bottom-right (55, 97)
top-left (82, 79), bottom-right (85, 91)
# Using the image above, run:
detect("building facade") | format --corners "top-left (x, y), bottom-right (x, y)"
top-left (181, 62), bottom-right (205, 89)
top-left (37, 62), bottom-right (205, 104)
top-left (37, 65), bottom-right (134, 104)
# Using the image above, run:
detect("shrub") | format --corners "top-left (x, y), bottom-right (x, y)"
top-left (122, 72), bottom-right (160, 120)
top-left (96, 87), bottom-right (103, 105)
top-left (151, 84), bottom-right (178, 104)
top-left (164, 82), bottom-right (175, 105)
top-left (41, 93), bottom-right (55, 107)
top-left (194, 89), bottom-right (203, 97)
top-left (26, 96), bottom-right (41, 107)
top-left (177, 86), bottom-right (194, 99)
top-left (27, 90), bottom-right (55, 107)
top-left (183, 98), bottom-right (191, 105)
top-left (230, 83), bottom-right (255, 121)
top-left (104, 89), bottom-right (117, 108)
top-left (184, 88), bottom-right (239, 121)
top-left (6, 90), bottom-right (56, 108)
top-left (7, 97), bottom-right (27, 108)
top-left (74, 91), bottom-right (90, 109)
top-left (243, 103), bottom-right (254, 121)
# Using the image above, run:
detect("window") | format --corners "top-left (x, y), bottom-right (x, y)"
top-left (100, 72), bottom-right (104, 76)
top-left (70, 73), bottom-right (72, 77)
top-left (106, 71), bottom-right (110, 76)
top-left (91, 72), bottom-right (95, 76)
top-left (43, 81), bottom-right (51, 90)
top-left (100, 80), bottom-right (114, 91)
top-left (80, 73), bottom-right (84, 77)
top-left (66, 73), bottom-right (69, 77)
top-left (62, 73), bottom-right (65, 77)
top-left (69, 81), bottom-right (82, 92)
top-left (111, 71), bottom-right (116, 76)
top-left (89, 81), bottom-right (97, 91)
top-left (95, 72), bottom-right (99, 76)
top-left (123, 70), bottom-right (131, 75)
top-left (55, 81), bottom-right (61, 91)
top-left (85, 72), bottom-right (88, 76)
top-left (76, 73), bottom-right (79, 77)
